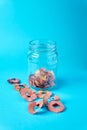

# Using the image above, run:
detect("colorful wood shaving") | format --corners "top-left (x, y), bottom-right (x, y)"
top-left (28, 101), bottom-right (43, 114)
top-left (7, 78), bottom-right (21, 84)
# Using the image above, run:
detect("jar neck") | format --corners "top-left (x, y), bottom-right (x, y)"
top-left (28, 40), bottom-right (57, 55)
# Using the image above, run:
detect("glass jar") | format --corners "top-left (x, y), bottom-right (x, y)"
top-left (28, 40), bottom-right (58, 90)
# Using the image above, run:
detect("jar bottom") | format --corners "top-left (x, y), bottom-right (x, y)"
top-left (29, 85), bottom-right (55, 91)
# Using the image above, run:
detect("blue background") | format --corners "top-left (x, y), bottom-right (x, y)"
top-left (0, 0), bottom-right (87, 130)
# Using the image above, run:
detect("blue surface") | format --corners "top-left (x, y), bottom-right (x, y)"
top-left (0, 0), bottom-right (87, 130)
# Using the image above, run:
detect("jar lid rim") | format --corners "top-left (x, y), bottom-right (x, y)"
top-left (29, 39), bottom-right (56, 46)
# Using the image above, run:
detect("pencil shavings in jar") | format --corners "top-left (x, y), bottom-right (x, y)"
top-left (29, 68), bottom-right (55, 89)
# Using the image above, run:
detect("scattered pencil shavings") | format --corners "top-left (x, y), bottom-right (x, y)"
top-left (29, 68), bottom-right (55, 88)
top-left (7, 78), bottom-right (21, 84)
top-left (7, 78), bottom-right (65, 114)
top-left (28, 101), bottom-right (44, 114)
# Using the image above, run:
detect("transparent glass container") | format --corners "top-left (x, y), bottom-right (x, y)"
top-left (28, 40), bottom-right (58, 90)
